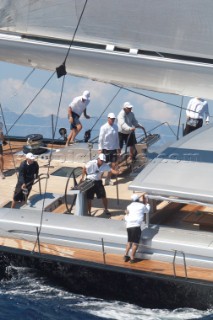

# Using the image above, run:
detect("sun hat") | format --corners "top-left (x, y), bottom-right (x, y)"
top-left (82, 90), bottom-right (90, 100)
top-left (26, 152), bottom-right (36, 160)
top-left (131, 194), bottom-right (139, 202)
top-left (98, 153), bottom-right (106, 162)
top-left (123, 102), bottom-right (133, 109)
top-left (108, 112), bottom-right (116, 119)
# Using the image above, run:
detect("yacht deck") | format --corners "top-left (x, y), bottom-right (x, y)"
top-left (0, 140), bottom-right (213, 285)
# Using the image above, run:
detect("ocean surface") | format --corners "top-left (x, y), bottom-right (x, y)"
top-left (0, 266), bottom-right (212, 320)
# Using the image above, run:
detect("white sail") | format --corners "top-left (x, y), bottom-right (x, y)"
top-left (1, 0), bottom-right (213, 98)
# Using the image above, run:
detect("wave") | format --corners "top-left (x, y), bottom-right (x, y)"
top-left (0, 267), bottom-right (212, 320)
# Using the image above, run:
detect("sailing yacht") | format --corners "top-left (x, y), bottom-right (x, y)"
top-left (0, 0), bottom-right (212, 309)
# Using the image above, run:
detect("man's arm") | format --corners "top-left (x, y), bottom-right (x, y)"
top-left (110, 167), bottom-right (121, 176)
top-left (83, 108), bottom-right (90, 119)
top-left (204, 102), bottom-right (210, 123)
top-left (98, 125), bottom-right (105, 152)
top-left (68, 106), bottom-right (73, 123)
top-left (80, 167), bottom-right (87, 182)
top-left (0, 132), bottom-right (4, 142)
top-left (114, 125), bottom-right (121, 153)
top-left (18, 162), bottom-right (27, 188)
top-left (35, 162), bottom-right (39, 178)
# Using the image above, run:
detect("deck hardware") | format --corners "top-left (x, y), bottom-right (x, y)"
top-left (129, 48), bottom-right (138, 55)
top-left (106, 44), bottom-right (115, 51)
top-left (36, 227), bottom-right (41, 254)
top-left (172, 250), bottom-right (187, 279)
top-left (101, 238), bottom-right (106, 264)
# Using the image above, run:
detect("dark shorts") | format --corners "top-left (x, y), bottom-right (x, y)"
top-left (13, 185), bottom-right (32, 202)
top-left (102, 149), bottom-right (117, 163)
top-left (0, 145), bottom-right (3, 155)
top-left (119, 132), bottom-right (137, 149)
top-left (86, 180), bottom-right (106, 200)
top-left (70, 112), bottom-right (81, 130)
top-left (127, 226), bottom-right (142, 244)
top-left (183, 118), bottom-right (203, 136)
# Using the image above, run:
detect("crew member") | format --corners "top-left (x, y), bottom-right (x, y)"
top-left (11, 153), bottom-right (39, 208)
top-left (66, 90), bottom-right (91, 146)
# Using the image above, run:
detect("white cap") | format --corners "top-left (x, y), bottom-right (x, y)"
top-left (98, 153), bottom-right (106, 162)
top-left (26, 152), bottom-right (36, 160)
top-left (108, 112), bottom-right (116, 118)
top-left (131, 194), bottom-right (139, 202)
top-left (82, 90), bottom-right (90, 100)
top-left (123, 102), bottom-right (133, 109)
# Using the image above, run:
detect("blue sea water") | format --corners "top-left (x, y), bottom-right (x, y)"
top-left (0, 267), bottom-right (212, 320)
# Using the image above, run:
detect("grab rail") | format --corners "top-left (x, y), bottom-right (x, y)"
top-left (172, 249), bottom-right (188, 279)
top-left (64, 167), bottom-right (83, 214)
top-left (33, 173), bottom-right (49, 195)
top-left (22, 173), bottom-right (49, 203)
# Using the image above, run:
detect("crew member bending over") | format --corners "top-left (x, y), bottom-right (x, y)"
top-left (80, 153), bottom-right (120, 216)
top-left (66, 90), bottom-right (91, 146)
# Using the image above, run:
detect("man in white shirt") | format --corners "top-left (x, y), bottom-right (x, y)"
top-left (98, 113), bottom-right (121, 185)
top-left (184, 97), bottom-right (210, 135)
top-left (117, 102), bottom-right (146, 160)
top-left (80, 153), bottom-right (120, 216)
top-left (0, 120), bottom-right (5, 179)
top-left (66, 90), bottom-right (91, 146)
top-left (124, 194), bottom-right (150, 263)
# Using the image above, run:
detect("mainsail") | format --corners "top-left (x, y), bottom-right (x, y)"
top-left (1, 0), bottom-right (213, 98)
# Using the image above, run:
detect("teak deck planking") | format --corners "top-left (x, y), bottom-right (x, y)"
top-left (0, 236), bottom-right (212, 283)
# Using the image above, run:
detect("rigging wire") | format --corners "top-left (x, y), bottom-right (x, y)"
top-left (32, 75), bottom-right (67, 252)
top-left (9, 68), bottom-right (36, 99)
top-left (112, 82), bottom-right (212, 120)
top-left (177, 96), bottom-right (184, 139)
top-left (0, 103), bottom-right (18, 178)
top-left (63, 0), bottom-right (88, 65)
top-left (112, 83), bottom-right (183, 109)
top-left (89, 86), bottom-right (122, 132)
top-left (7, 72), bottom-right (56, 134)
top-left (31, 0), bottom-right (89, 251)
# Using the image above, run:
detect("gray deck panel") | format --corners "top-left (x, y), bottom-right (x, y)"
top-left (129, 124), bottom-right (213, 204)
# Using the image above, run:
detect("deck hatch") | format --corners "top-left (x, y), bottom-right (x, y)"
top-left (51, 167), bottom-right (82, 178)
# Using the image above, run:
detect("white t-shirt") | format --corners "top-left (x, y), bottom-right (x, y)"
top-left (69, 96), bottom-right (90, 117)
top-left (86, 159), bottom-right (111, 181)
top-left (125, 202), bottom-right (150, 228)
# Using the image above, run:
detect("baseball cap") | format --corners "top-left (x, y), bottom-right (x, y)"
top-left (108, 112), bottom-right (116, 119)
top-left (123, 102), bottom-right (133, 109)
top-left (82, 90), bottom-right (90, 100)
top-left (98, 153), bottom-right (106, 162)
top-left (26, 152), bottom-right (36, 160)
top-left (131, 194), bottom-right (139, 202)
